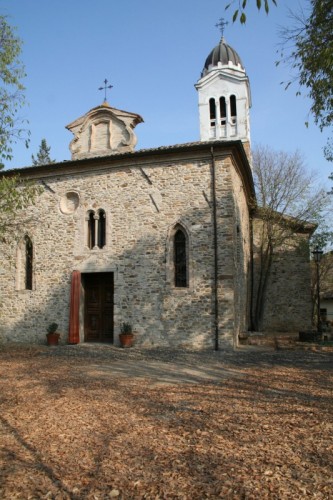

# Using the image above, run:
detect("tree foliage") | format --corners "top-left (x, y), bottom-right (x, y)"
top-left (252, 145), bottom-right (330, 330)
top-left (225, 0), bottom-right (277, 23)
top-left (0, 16), bottom-right (41, 244)
top-left (0, 15), bottom-right (29, 164)
top-left (0, 174), bottom-right (42, 243)
top-left (31, 139), bottom-right (55, 166)
top-left (278, 0), bottom-right (333, 134)
top-left (227, 1), bottom-right (333, 162)
top-left (253, 147), bottom-right (328, 221)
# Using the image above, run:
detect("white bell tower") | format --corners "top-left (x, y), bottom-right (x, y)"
top-left (195, 22), bottom-right (251, 146)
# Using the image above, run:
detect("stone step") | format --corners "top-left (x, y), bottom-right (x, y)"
top-left (240, 332), bottom-right (302, 348)
top-left (239, 332), bottom-right (333, 351)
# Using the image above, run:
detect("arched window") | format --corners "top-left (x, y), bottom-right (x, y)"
top-left (230, 95), bottom-right (237, 123)
top-left (25, 236), bottom-right (33, 290)
top-left (219, 97), bottom-right (226, 125)
top-left (174, 229), bottom-right (187, 287)
top-left (209, 98), bottom-right (216, 127)
top-left (87, 211), bottom-right (95, 249)
top-left (87, 209), bottom-right (106, 249)
top-left (97, 209), bottom-right (106, 248)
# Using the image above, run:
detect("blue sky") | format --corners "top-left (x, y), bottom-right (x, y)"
top-left (2, 0), bottom-right (332, 187)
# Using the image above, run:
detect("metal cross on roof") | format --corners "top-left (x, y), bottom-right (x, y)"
top-left (99, 79), bottom-right (113, 102)
top-left (215, 17), bottom-right (228, 38)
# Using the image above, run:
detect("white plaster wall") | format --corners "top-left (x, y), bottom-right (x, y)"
top-left (196, 69), bottom-right (251, 143)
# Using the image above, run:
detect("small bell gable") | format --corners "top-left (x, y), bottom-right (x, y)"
top-left (66, 102), bottom-right (143, 160)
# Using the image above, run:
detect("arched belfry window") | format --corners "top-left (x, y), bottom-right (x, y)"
top-left (87, 209), bottom-right (106, 249)
top-left (24, 236), bottom-right (33, 290)
top-left (174, 228), bottom-right (188, 287)
top-left (230, 95), bottom-right (237, 123)
top-left (219, 97), bottom-right (226, 125)
top-left (209, 98), bottom-right (216, 127)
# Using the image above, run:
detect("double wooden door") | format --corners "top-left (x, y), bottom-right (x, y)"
top-left (84, 273), bottom-right (114, 342)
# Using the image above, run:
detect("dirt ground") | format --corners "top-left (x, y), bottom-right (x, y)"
top-left (0, 343), bottom-right (332, 499)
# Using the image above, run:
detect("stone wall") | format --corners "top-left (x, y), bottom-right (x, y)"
top-left (0, 146), bottom-right (251, 349)
top-left (229, 157), bottom-right (251, 340)
top-left (252, 216), bottom-right (313, 332)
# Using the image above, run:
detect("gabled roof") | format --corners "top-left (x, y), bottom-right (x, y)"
top-left (2, 139), bottom-right (255, 201)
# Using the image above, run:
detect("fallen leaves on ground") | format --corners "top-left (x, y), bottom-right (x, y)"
top-left (0, 344), bottom-right (332, 499)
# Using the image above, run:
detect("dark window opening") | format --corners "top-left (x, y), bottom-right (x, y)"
top-left (320, 308), bottom-right (327, 323)
top-left (220, 96), bottom-right (226, 125)
top-left (88, 209), bottom-right (106, 249)
top-left (174, 229), bottom-right (187, 287)
top-left (230, 95), bottom-right (237, 123)
top-left (209, 98), bottom-right (216, 126)
top-left (88, 211), bottom-right (95, 249)
top-left (25, 236), bottom-right (33, 290)
top-left (98, 209), bottom-right (106, 248)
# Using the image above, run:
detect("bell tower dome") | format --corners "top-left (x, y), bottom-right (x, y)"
top-left (195, 30), bottom-right (251, 146)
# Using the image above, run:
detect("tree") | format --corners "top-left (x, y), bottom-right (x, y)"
top-left (307, 224), bottom-right (333, 327)
top-left (278, 1), bottom-right (333, 134)
top-left (251, 145), bottom-right (330, 330)
top-left (31, 139), bottom-right (55, 166)
top-left (0, 17), bottom-right (41, 244)
top-left (227, 1), bottom-right (333, 162)
top-left (310, 249), bottom-right (333, 329)
top-left (0, 175), bottom-right (42, 243)
top-left (0, 15), bottom-right (29, 165)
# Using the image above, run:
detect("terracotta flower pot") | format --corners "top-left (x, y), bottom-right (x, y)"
top-left (119, 333), bottom-right (134, 348)
top-left (46, 332), bottom-right (60, 346)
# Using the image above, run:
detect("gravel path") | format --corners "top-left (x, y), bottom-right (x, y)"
top-left (36, 342), bottom-right (333, 370)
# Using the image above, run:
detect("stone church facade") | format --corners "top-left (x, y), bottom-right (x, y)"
top-left (0, 35), bottom-right (313, 348)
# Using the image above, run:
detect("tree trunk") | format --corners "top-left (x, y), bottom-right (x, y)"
top-left (253, 241), bottom-right (273, 331)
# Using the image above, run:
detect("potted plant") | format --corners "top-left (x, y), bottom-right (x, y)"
top-left (46, 322), bottom-right (60, 346)
top-left (119, 322), bottom-right (134, 348)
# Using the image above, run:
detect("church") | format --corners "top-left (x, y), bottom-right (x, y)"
top-left (0, 33), bottom-right (314, 349)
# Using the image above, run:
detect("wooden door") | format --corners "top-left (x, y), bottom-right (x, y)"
top-left (84, 273), bottom-right (114, 342)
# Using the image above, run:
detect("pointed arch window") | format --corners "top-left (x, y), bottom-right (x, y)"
top-left (230, 95), bottom-right (237, 124)
top-left (25, 236), bottom-right (33, 290)
top-left (219, 97), bottom-right (226, 125)
top-left (174, 229), bottom-right (188, 287)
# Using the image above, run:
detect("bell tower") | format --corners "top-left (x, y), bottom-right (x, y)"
top-left (195, 21), bottom-right (251, 147)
